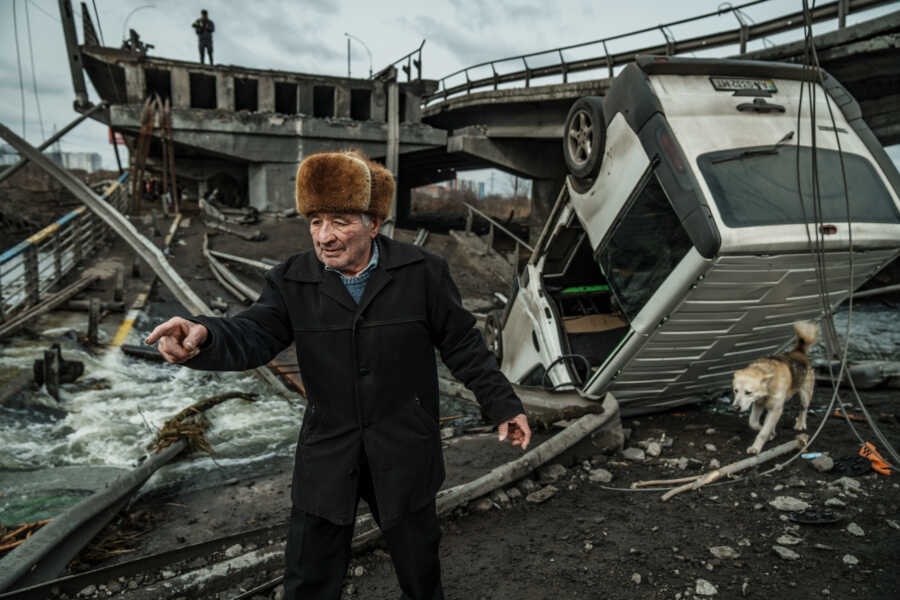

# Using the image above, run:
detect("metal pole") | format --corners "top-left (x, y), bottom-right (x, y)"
top-left (381, 71), bottom-right (400, 239)
top-left (58, 0), bottom-right (89, 107)
top-left (347, 37), bottom-right (351, 77)
top-left (0, 103), bottom-right (106, 184)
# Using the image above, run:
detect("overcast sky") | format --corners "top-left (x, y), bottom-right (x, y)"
top-left (1, 0), bottom-right (898, 178)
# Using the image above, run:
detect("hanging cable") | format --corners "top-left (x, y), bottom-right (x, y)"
top-left (12, 0), bottom-right (28, 139)
top-left (23, 0), bottom-right (46, 141)
top-left (91, 0), bottom-right (105, 45)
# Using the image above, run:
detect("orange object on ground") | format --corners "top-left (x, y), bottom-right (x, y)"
top-left (859, 442), bottom-right (892, 476)
top-left (834, 409), bottom-right (866, 422)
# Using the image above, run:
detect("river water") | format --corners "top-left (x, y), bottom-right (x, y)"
top-left (1, 301), bottom-right (896, 523)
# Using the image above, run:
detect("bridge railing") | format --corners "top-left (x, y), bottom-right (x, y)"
top-left (423, 0), bottom-right (888, 105)
top-left (0, 172), bottom-right (130, 322)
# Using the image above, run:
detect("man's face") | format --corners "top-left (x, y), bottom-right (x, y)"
top-left (201, 10), bottom-right (207, 17)
top-left (309, 212), bottom-right (379, 275)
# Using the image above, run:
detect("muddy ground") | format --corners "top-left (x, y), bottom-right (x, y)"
top-left (4, 201), bottom-right (899, 599)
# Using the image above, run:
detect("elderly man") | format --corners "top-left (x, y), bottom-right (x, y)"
top-left (145, 150), bottom-right (530, 599)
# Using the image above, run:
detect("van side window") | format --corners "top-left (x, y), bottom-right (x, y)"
top-left (597, 172), bottom-right (693, 320)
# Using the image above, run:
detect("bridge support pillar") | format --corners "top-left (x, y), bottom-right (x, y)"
top-left (248, 162), bottom-right (298, 213)
top-left (530, 177), bottom-right (565, 243)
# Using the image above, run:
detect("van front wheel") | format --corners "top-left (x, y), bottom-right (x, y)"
top-left (563, 96), bottom-right (606, 179)
top-left (484, 310), bottom-right (503, 363)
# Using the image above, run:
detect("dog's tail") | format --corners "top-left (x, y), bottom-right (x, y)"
top-left (792, 320), bottom-right (818, 355)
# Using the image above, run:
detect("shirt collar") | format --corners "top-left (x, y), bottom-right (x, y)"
top-left (323, 238), bottom-right (379, 280)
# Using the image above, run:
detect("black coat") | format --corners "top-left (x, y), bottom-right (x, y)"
top-left (185, 235), bottom-right (523, 527)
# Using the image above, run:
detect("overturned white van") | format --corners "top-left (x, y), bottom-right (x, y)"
top-left (487, 56), bottom-right (900, 416)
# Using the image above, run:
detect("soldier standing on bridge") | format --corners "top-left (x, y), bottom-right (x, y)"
top-left (192, 9), bottom-right (215, 64)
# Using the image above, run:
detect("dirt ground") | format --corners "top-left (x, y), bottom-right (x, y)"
top-left (345, 391), bottom-right (900, 600)
top-left (6, 202), bottom-right (899, 600)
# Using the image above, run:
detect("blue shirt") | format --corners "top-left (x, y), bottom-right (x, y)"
top-left (324, 240), bottom-right (379, 304)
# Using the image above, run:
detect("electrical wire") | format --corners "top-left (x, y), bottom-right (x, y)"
top-left (23, 0), bottom-right (46, 141)
top-left (762, 0), bottom-right (900, 477)
top-left (12, 0), bottom-right (28, 139)
top-left (91, 0), bottom-right (105, 45)
top-left (601, 2), bottom-right (899, 496)
top-left (26, 0), bottom-right (60, 23)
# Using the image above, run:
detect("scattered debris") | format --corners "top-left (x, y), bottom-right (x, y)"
top-left (769, 496), bottom-right (812, 512)
top-left (120, 344), bottom-right (168, 363)
top-left (695, 578), bottom-right (717, 596)
top-left (204, 219), bottom-right (266, 242)
top-left (622, 447), bottom-right (646, 461)
top-left (526, 485), bottom-right (559, 504)
top-left (772, 545), bottom-right (800, 560)
top-left (709, 546), bottom-right (739, 559)
top-left (810, 455), bottom-right (834, 472)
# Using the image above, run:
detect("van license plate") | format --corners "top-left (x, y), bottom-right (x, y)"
top-left (710, 77), bottom-right (777, 92)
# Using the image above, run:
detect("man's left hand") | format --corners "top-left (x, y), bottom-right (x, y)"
top-left (498, 413), bottom-right (531, 450)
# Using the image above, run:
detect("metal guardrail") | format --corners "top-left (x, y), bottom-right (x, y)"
top-left (423, 0), bottom-right (888, 104)
top-left (0, 172), bottom-right (130, 323)
top-left (375, 39), bottom-right (426, 81)
top-left (462, 201), bottom-right (533, 281)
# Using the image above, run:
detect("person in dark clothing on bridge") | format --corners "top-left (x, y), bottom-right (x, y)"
top-left (145, 150), bottom-right (532, 599)
top-left (192, 9), bottom-right (215, 64)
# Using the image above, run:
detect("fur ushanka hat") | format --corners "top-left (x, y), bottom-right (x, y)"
top-left (295, 150), bottom-right (394, 219)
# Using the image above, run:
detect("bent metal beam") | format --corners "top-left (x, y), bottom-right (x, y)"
top-left (0, 121), bottom-right (286, 396)
top-left (0, 121), bottom-right (208, 314)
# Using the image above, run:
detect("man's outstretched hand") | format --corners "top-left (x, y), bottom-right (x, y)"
top-left (498, 413), bottom-right (531, 450)
top-left (145, 317), bottom-right (208, 364)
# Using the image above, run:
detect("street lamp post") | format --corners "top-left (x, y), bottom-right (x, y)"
top-left (344, 33), bottom-right (373, 78)
top-left (121, 5), bottom-right (156, 43)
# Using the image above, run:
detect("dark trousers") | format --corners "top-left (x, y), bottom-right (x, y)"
top-left (283, 459), bottom-right (443, 600)
top-left (199, 42), bottom-right (213, 64)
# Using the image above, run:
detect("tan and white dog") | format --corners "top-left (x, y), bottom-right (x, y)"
top-left (732, 321), bottom-right (819, 455)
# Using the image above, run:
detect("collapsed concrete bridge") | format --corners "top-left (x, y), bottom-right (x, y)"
top-left (57, 0), bottom-right (900, 227)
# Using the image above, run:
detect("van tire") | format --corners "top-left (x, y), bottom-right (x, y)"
top-left (484, 310), bottom-right (503, 363)
top-left (563, 97), bottom-right (606, 179)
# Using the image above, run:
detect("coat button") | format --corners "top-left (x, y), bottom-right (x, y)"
top-left (359, 367), bottom-right (370, 376)
top-left (348, 467), bottom-right (357, 477)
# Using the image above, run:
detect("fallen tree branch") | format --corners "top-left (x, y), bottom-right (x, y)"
top-left (661, 435), bottom-right (808, 502)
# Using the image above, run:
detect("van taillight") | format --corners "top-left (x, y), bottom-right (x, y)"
top-left (819, 224), bottom-right (838, 235)
top-left (659, 129), bottom-right (686, 173)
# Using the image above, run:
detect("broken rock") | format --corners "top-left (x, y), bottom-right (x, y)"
top-left (769, 496), bottom-right (811, 511)
top-left (538, 463), bottom-right (567, 483)
top-left (811, 455), bottom-right (834, 472)
top-left (776, 534), bottom-right (802, 546)
top-left (588, 468), bottom-right (613, 483)
top-left (846, 522), bottom-right (865, 537)
top-left (772, 545), bottom-right (800, 560)
top-left (622, 447), bottom-right (646, 461)
top-left (709, 546), bottom-right (739, 559)
top-left (526, 485), bottom-right (559, 504)
top-left (471, 497), bottom-right (493, 512)
top-left (695, 579), bottom-right (718, 596)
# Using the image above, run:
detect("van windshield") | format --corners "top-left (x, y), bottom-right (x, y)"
top-left (697, 146), bottom-right (899, 228)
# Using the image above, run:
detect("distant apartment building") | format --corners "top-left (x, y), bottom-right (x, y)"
top-left (0, 144), bottom-right (102, 172)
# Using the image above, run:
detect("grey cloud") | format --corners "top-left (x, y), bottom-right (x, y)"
top-left (405, 14), bottom-right (521, 69)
